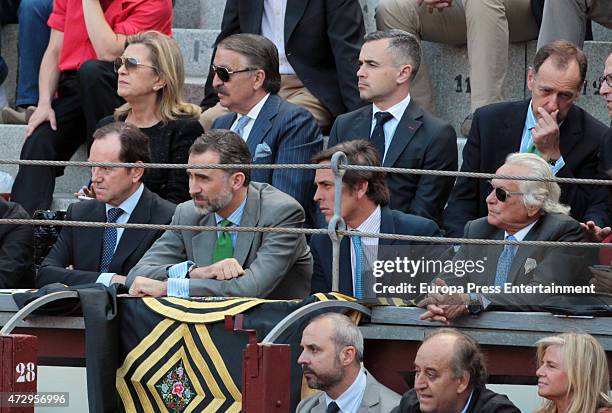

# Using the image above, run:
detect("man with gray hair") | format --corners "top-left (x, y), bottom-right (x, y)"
top-left (328, 29), bottom-right (457, 226)
top-left (297, 312), bottom-right (400, 412)
top-left (391, 328), bottom-right (520, 412)
top-left (420, 153), bottom-right (591, 322)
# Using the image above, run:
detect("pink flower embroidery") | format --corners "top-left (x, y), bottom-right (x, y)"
top-left (172, 382), bottom-right (184, 397)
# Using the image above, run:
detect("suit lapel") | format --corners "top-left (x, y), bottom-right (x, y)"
top-left (234, 185), bottom-right (258, 266)
top-left (242, 0), bottom-right (264, 33)
top-left (247, 95), bottom-right (280, 153)
top-left (109, 189), bottom-right (152, 271)
top-left (81, 202), bottom-right (106, 269)
top-left (311, 394), bottom-right (327, 413)
top-left (217, 113), bottom-right (237, 130)
top-left (559, 105), bottom-right (582, 160)
top-left (285, 0), bottom-right (309, 41)
top-left (348, 106), bottom-right (374, 141)
top-left (358, 372), bottom-right (380, 412)
top-left (482, 228), bottom-right (505, 286)
top-left (383, 101), bottom-right (423, 167)
top-left (507, 220), bottom-right (542, 285)
top-left (495, 101), bottom-right (529, 168)
top-left (339, 237), bottom-right (353, 295)
top-left (192, 213), bottom-right (217, 267)
top-left (378, 207), bottom-right (395, 247)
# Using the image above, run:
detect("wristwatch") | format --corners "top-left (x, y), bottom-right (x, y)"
top-left (466, 293), bottom-right (483, 315)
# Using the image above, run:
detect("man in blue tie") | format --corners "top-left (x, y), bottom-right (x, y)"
top-left (309, 140), bottom-right (440, 299)
top-left (37, 122), bottom-right (176, 287)
top-left (419, 153), bottom-right (590, 323)
top-left (209, 33), bottom-right (323, 225)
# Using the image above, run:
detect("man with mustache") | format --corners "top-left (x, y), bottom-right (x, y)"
top-left (127, 129), bottom-right (312, 299)
top-left (443, 40), bottom-right (610, 238)
top-left (297, 312), bottom-right (400, 413)
top-left (209, 33), bottom-right (323, 226)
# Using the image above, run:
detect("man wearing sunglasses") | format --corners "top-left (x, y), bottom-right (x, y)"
top-left (443, 40), bottom-right (610, 240)
top-left (9, 0), bottom-right (173, 215)
top-left (209, 34), bottom-right (323, 226)
top-left (420, 153), bottom-right (590, 322)
top-left (199, 0), bottom-right (365, 134)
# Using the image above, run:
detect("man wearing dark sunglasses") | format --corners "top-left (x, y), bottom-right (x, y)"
top-left (199, 0), bottom-right (366, 134)
top-left (420, 153), bottom-right (590, 322)
top-left (9, 0), bottom-right (173, 215)
top-left (209, 34), bottom-right (323, 226)
top-left (443, 40), bottom-right (609, 240)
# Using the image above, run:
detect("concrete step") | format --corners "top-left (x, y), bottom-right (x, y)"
top-left (0, 24), bottom-right (18, 108)
top-left (173, 28), bottom-right (220, 78)
top-left (0, 125), bottom-right (89, 195)
top-left (184, 76), bottom-right (206, 104)
top-left (173, 0), bottom-right (226, 30)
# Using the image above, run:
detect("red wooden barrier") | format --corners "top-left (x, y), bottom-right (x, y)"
top-left (0, 334), bottom-right (37, 413)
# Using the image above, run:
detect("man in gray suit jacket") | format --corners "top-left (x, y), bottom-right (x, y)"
top-left (296, 313), bottom-right (400, 413)
top-left (127, 130), bottom-right (312, 299)
top-left (420, 153), bottom-right (591, 323)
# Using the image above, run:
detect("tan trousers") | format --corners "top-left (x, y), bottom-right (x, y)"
top-left (199, 74), bottom-right (333, 133)
top-left (376, 0), bottom-right (539, 113)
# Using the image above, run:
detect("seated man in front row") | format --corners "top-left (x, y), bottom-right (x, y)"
top-left (297, 312), bottom-right (400, 413)
top-left (127, 129), bottom-right (312, 298)
top-left (420, 153), bottom-right (590, 323)
top-left (37, 122), bottom-right (176, 287)
top-left (310, 140), bottom-right (440, 299)
top-left (391, 328), bottom-right (520, 413)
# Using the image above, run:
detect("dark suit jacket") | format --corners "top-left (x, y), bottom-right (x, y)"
top-left (391, 386), bottom-right (520, 413)
top-left (442, 213), bottom-right (591, 309)
top-left (211, 94), bottom-right (323, 221)
top-left (443, 100), bottom-right (610, 238)
top-left (201, 0), bottom-right (365, 117)
top-left (0, 198), bottom-right (34, 288)
top-left (328, 101), bottom-right (458, 225)
top-left (36, 187), bottom-right (175, 287)
top-left (310, 206), bottom-right (441, 296)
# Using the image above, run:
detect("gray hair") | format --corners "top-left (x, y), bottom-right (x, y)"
top-left (363, 29), bottom-right (421, 80)
top-left (504, 153), bottom-right (570, 215)
top-left (309, 312), bottom-right (364, 362)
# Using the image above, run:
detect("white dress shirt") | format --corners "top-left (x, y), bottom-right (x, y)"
top-left (323, 369), bottom-right (367, 413)
top-left (261, 0), bottom-right (296, 75)
top-left (370, 94), bottom-right (411, 162)
top-left (230, 93), bottom-right (270, 142)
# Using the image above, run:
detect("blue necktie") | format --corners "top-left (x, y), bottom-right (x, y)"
top-left (232, 115), bottom-right (250, 138)
top-left (100, 207), bottom-right (123, 272)
top-left (494, 235), bottom-right (517, 287)
top-left (370, 111), bottom-right (393, 160)
top-left (351, 234), bottom-right (364, 299)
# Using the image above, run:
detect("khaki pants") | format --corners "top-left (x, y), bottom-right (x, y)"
top-left (538, 0), bottom-right (612, 49)
top-left (376, 0), bottom-right (539, 113)
top-left (200, 74), bottom-right (332, 133)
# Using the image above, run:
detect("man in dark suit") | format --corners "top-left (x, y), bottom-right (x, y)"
top-left (0, 197), bottom-right (34, 288)
top-left (328, 30), bottom-right (457, 226)
top-left (420, 153), bottom-right (590, 323)
top-left (210, 34), bottom-right (322, 223)
top-left (199, 0), bottom-right (365, 133)
top-left (392, 329), bottom-right (520, 413)
top-left (443, 40), bottom-right (610, 238)
top-left (36, 122), bottom-right (175, 287)
top-left (310, 140), bottom-right (440, 299)
top-left (297, 313), bottom-right (400, 413)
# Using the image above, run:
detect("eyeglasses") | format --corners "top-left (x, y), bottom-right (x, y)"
top-left (488, 181), bottom-right (523, 202)
top-left (113, 56), bottom-right (157, 73)
top-left (599, 74), bottom-right (612, 88)
top-left (211, 64), bottom-right (258, 82)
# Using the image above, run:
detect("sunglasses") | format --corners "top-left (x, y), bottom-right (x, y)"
top-left (599, 74), bottom-right (612, 88)
top-left (211, 64), bottom-right (258, 82)
top-left (488, 181), bottom-right (523, 202)
top-left (113, 56), bottom-right (157, 73)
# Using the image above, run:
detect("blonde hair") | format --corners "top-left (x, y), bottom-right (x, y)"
top-left (114, 31), bottom-right (201, 122)
top-left (535, 333), bottom-right (611, 413)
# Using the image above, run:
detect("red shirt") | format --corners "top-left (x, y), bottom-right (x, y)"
top-left (48, 0), bottom-right (172, 71)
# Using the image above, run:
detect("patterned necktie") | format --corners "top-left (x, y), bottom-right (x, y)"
top-left (100, 207), bottom-right (124, 272)
top-left (326, 401), bottom-right (340, 413)
top-left (351, 234), bottom-right (364, 299)
top-left (232, 115), bottom-right (250, 138)
top-left (370, 111), bottom-right (394, 160)
top-left (213, 219), bottom-right (234, 263)
top-left (494, 235), bottom-right (517, 287)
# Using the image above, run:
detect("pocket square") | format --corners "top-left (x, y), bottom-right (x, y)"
top-left (253, 142), bottom-right (272, 161)
top-left (524, 258), bottom-right (537, 274)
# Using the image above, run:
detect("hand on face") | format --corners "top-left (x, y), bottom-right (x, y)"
top-left (531, 107), bottom-right (561, 162)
